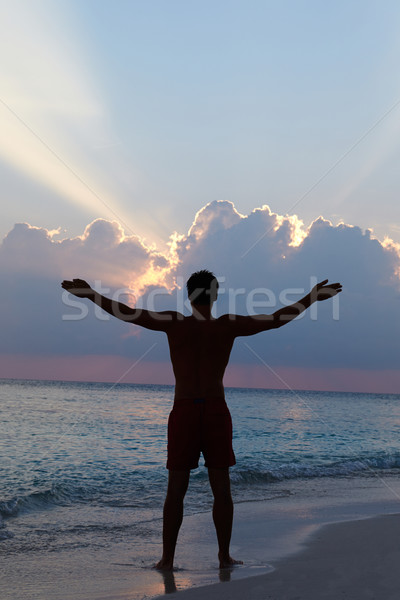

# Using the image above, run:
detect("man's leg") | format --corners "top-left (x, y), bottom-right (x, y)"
top-left (154, 469), bottom-right (190, 570)
top-left (208, 467), bottom-right (243, 568)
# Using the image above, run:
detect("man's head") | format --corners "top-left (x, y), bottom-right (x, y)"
top-left (186, 270), bottom-right (219, 306)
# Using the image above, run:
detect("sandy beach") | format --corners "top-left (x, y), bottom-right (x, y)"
top-left (152, 512), bottom-right (400, 600)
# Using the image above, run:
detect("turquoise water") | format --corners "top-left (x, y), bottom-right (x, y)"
top-left (1, 378), bottom-right (400, 555)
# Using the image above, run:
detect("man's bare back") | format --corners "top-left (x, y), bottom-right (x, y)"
top-left (166, 314), bottom-right (235, 399)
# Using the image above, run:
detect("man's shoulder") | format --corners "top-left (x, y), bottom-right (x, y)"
top-left (217, 313), bottom-right (239, 322)
top-left (157, 310), bottom-right (184, 321)
top-left (215, 314), bottom-right (242, 330)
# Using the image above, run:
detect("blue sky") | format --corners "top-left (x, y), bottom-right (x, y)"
top-left (1, 0), bottom-right (400, 248)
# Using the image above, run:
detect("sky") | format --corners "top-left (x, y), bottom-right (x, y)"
top-left (1, 0), bottom-right (400, 393)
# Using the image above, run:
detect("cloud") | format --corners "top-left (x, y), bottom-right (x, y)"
top-left (0, 219), bottom-right (168, 288)
top-left (1, 201), bottom-right (400, 389)
top-left (172, 201), bottom-right (400, 369)
top-left (0, 219), bottom-right (170, 358)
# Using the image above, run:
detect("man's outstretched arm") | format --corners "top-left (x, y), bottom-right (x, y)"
top-left (230, 279), bottom-right (342, 337)
top-left (61, 278), bottom-right (176, 331)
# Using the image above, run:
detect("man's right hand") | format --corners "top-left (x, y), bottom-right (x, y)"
top-left (61, 278), bottom-right (94, 299)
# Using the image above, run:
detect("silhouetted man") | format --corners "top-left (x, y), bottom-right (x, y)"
top-left (61, 271), bottom-right (342, 570)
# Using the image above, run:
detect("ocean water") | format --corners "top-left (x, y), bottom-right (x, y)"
top-left (1, 378), bottom-right (400, 562)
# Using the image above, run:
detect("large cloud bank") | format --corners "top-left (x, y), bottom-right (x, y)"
top-left (1, 201), bottom-right (399, 390)
top-left (172, 202), bottom-right (400, 371)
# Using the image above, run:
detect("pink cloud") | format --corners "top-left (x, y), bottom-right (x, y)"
top-left (0, 355), bottom-right (175, 385)
top-left (1, 355), bottom-right (399, 394)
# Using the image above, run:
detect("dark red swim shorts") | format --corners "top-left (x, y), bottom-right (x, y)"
top-left (166, 397), bottom-right (236, 470)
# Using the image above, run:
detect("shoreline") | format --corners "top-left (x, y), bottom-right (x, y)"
top-left (153, 511), bottom-right (400, 600)
top-left (149, 474), bottom-right (400, 599)
top-left (2, 474), bottom-right (400, 600)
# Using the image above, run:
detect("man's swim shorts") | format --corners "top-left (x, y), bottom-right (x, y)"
top-left (166, 397), bottom-right (236, 470)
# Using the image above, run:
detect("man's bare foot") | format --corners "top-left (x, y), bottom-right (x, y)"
top-left (153, 558), bottom-right (174, 571)
top-left (218, 552), bottom-right (243, 569)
